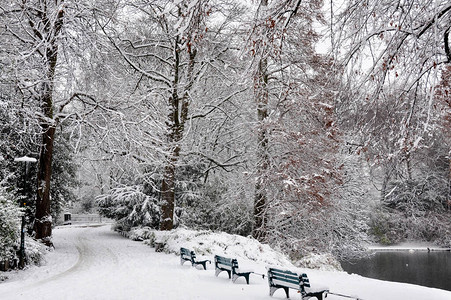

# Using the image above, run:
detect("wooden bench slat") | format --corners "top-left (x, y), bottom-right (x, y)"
top-left (272, 276), bottom-right (300, 285)
top-left (217, 263), bottom-right (232, 270)
top-left (272, 274), bottom-right (299, 281)
top-left (272, 279), bottom-right (301, 290)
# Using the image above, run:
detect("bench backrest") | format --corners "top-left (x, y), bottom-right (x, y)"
top-left (181, 247), bottom-right (192, 257)
top-left (214, 255), bottom-right (232, 270)
top-left (267, 268), bottom-right (310, 292)
top-left (180, 247), bottom-right (197, 261)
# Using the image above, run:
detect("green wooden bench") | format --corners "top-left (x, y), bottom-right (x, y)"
top-left (267, 267), bottom-right (328, 300)
top-left (180, 247), bottom-right (211, 270)
top-left (214, 255), bottom-right (252, 284)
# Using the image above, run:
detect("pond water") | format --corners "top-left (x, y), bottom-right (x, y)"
top-left (340, 251), bottom-right (451, 291)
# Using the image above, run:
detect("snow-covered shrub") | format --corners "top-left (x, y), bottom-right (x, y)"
top-left (369, 210), bottom-right (395, 245)
top-left (24, 236), bottom-right (47, 265)
top-left (384, 177), bottom-right (448, 214)
top-left (371, 208), bottom-right (451, 246)
top-left (131, 226), bottom-right (294, 267)
top-left (294, 253), bottom-right (343, 271)
top-left (372, 176), bottom-right (451, 246)
top-left (97, 185), bottom-right (160, 231)
top-left (0, 187), bottom-right (22, 260)
top-left (127, 226), bottom-right (155, 241)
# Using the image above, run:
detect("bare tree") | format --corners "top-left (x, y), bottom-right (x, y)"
top-left (95, 0), bottom-right (247, 231)
top-left (336, 0), bottom-right (450, 97)
top-left (248, 0), bottom-right (334, 242)
top-left (1, 0), bottom-right (66, 242)
top-left (1, 0), bottom-right (120, 242)
top-left (335, 0), bottom-right (451, 245)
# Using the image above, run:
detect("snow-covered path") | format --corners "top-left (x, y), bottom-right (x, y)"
top-left (1, 225), bottom-right (450, 300)
top-left (0, 224), bottom-right (274, 300)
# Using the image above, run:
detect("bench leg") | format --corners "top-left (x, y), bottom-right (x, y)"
top-left (194, 261), bottom-right (207, 270)
top-left (284, 287), bottom-right (289, 298)
top-left (269, 286), bottom-right (289, 298)
top-left (181, 258), bottom-right (187, 266)
top-left (232, 273), bottom-right (249, 284)
top-left (269, 286), bottom-right (278, 297)
top-left (215, 269), bottom-right (231, 279)
top-left (232, 274), bottom-right (238, 283)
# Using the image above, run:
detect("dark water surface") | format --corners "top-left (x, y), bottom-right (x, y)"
top-left (340, 251), bottom-right (451, 291)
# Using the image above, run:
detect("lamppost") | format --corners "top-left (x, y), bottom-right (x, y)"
top-left (14, 156), bottom-right (37, 269)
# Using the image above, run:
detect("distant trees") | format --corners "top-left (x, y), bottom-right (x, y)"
top-left (369, 66), bottom-right (451, 246)
top-left (336, 0), bottom-right (451, 246)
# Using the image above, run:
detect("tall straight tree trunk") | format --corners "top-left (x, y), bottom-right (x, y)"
top-left (35, 125), bottom-right (55, 240)
top-left (160, 155), bottom-right (177, 230)
top-left (253, 0), bottom-right (269, 242)
top-left (33, 2), bottom-right (64, 242)
top-left (253, 57), bottom-right (269, 241)
top-left (159, 37), bottom-right (195, 231)
top-left (159, 113), bottom-right (182, 231)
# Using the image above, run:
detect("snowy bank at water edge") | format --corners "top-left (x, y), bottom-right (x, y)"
top-left (368, 242), bottom-right (451, 252)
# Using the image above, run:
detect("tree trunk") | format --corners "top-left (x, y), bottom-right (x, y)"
top-left (35, 125), bottom-right (55, 240)
top-left (160, 95), bottom-right (181, 230)
top-left (33, 2), bottom-right (64, 242)
top-left (159, 36), bottom-right (181, 231)
top-left (159, 35), bottom-right (195, 230)
top-left (34, 74), bottom-right (57, 241)
top-left (380, 166), bottom-right (390, 203)
top-left (159, 104), bottom-right (184, 231)
top-left (160, 140), bottom-right (180, 231)
top-left (253, 15), bottom-right (269, 241)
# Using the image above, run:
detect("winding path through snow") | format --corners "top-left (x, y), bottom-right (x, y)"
top-left (0, 225), bottom-right (268, 300)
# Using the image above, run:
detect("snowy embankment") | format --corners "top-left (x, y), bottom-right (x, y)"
top-left (0, 225), bottom-right (450, 300)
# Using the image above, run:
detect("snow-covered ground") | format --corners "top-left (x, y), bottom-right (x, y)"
top-left (0, 224), bottom-right (450, 300)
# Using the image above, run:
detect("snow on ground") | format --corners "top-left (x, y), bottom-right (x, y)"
top-left (0, 224), bottom-right (450, 300)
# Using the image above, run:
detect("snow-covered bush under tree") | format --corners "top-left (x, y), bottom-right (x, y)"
top-left (96, 185), bottom-right (160, 231)
top-left (0, 187), bottom-right (21, 261)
